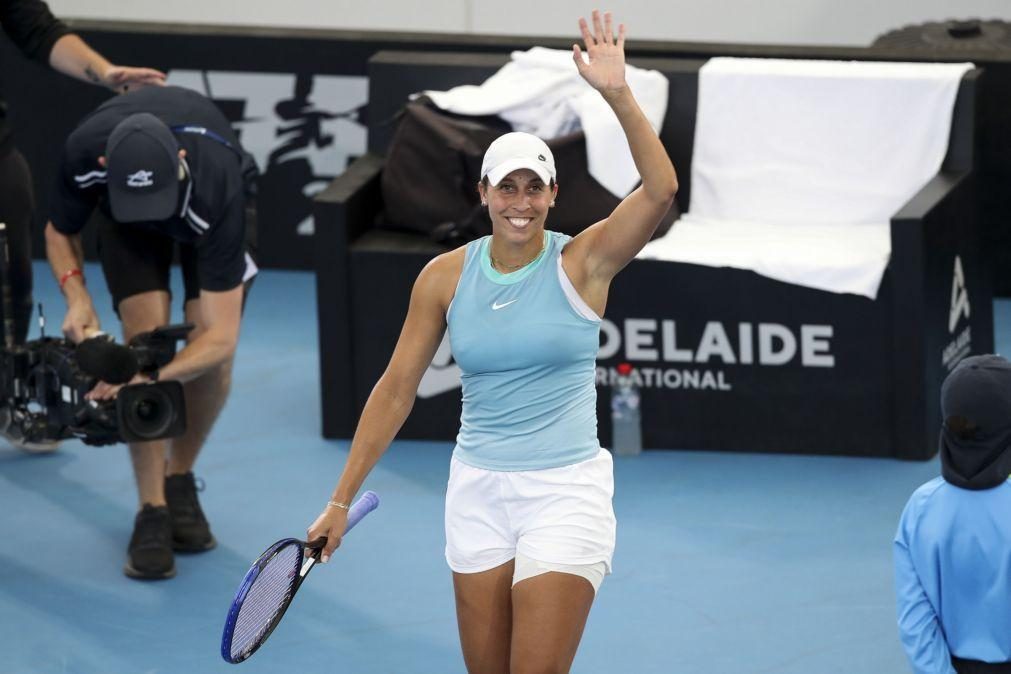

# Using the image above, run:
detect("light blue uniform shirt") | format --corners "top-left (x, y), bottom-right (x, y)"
top-left (894, 477), bottom-right (1011, 673)
top-left (447, 231), bottom-right (601, 471)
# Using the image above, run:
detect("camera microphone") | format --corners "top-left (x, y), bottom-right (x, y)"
top-left (76, 335), bottom-right (140, 384)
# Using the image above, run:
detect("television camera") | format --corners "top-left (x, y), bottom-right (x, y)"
top-left (0, 224), bottom-right (189, 447)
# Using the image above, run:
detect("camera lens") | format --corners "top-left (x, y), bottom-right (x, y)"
top-left (135, 400), bottom-right (159, 423)
top-left (115, 381), bottom-right (185, 443)
top-left (123, 387), bottom-right (174, 439)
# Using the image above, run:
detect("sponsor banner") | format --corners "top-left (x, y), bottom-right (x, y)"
top-left (417, 318), bottom-right (837, 400)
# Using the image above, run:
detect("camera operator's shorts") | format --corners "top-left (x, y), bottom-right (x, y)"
top-left (444, 448), bottom-right (616, 577)
top-left (95, 201), bottom-right (258, 313)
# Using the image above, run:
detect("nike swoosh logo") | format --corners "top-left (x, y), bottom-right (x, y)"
top-left (492, 299), bottom-right (519, 311)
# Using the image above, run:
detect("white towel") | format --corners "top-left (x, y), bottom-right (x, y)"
top-left (640, 57), bottom-right (973, 299)
top-left (641, 214), bottom-right (892, 298)
top-left (422, 47), bottom-right (669, 197)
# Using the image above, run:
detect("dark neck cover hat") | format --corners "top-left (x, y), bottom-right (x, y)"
top-left (105, 113), bottom-right (180, 222)
top-left (940, 354), bottom-right (1011, 490)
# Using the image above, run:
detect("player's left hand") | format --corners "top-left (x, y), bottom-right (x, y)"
top-left (103, 65), bottom-right (167, 94)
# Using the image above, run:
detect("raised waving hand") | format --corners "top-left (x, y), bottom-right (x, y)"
top-left (573, 10), bottom-right (627, 97)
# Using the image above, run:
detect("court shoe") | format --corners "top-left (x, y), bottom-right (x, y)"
top-left (124, 504), bottom-right (176, 580)
top-left (165, 472), bottom-right (217, 552)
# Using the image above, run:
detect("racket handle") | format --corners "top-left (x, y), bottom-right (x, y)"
top-left (344, 490), bottom-right (380, 534)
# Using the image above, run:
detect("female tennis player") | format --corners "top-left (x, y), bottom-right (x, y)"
top-left (307, 11), bottom-right (677, 672)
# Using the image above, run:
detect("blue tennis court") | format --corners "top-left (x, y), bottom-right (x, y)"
top-left (0, 261), bottom-right (1000, 673)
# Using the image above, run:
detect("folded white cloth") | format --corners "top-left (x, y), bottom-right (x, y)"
top-left (640, 214), bottom-right (892, 298)
top-left (640, 57), bottom-right (973, 299)
top-left (422, 47), bottom-right (669, 197)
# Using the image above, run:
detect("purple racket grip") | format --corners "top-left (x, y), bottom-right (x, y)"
top-left (344, 490), bottom-right (379, 534)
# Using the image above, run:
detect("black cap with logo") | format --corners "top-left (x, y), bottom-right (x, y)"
top-left (105, 113), bottom-right (180, 222)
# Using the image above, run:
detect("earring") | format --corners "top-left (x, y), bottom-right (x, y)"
top-left (481, 201), bottom-right (487, 206)
top-left (550, 201), bottom-right (556, 207)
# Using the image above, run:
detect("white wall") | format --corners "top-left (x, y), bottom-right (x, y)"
top-left (48, 0), bottom-right (470, 34)
top-left (48, 0), bottom-right (1011, 47)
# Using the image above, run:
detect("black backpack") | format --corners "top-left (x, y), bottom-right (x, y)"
top-left (380, 100), bottom-right (678, 247)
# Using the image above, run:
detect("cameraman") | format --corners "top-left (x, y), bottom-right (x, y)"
top-left (45, 86), bottom-right (258, 580)
top-left (0, 0), bottom-right (164, 451)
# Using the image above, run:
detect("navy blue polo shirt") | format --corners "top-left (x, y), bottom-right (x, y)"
top-left (51, 85), bottom-right (258, 292)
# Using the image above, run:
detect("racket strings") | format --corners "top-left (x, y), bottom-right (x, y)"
top-left (230, 544), bottom-right (302, 660)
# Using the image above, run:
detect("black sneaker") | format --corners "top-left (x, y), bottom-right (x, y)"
top-left (124, 504), bottom-right (176, 580)
top-left (165, 472), bottom-right (217, 552)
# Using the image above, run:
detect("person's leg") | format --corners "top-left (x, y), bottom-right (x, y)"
top-left (165, 297), bottom-right (233, 475)
top-left (158, 295), bottom-right (229, 551)
top-left (445, 456), bottom-right (518, 674)
top-left (505, 449), bottom-right (616, 672)
top-left (118, 290), bottom-right (173, 504)
top-left (453, 561), bottom-right (515, 674)
top-left (160, 243), bottom-right (245, 552)
top-left (509, 571), bottom-right (595, 674)
top-left (98, 213), bottom-right (175, 508)
top-left (118, 290), bottom-right (174, 579)
top-left (97, 212), bottom-right (175, 578)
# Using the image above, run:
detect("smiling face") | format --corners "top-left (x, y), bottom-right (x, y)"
top-left (479, 169), bottom-right (558, 245)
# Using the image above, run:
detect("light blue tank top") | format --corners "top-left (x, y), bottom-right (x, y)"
top-left (447, 230), bottom-right (602, 471)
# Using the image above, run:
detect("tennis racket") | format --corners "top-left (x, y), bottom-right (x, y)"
top-left (220, 490), bottom-right (380, 664)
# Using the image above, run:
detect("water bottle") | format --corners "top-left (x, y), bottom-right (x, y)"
top-left (611, 363), bottom-right (642, 456)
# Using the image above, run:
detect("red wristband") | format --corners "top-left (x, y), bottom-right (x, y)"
top-left (59, 268), bottom-right (84, 291)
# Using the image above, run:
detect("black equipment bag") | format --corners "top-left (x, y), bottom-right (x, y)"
top-left (380, 100), bottom-right (678, 247)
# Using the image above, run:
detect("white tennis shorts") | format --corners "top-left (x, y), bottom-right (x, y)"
top-left (444, 448), bottom-right (616, 574)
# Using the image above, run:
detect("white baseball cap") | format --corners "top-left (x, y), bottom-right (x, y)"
top-left (481, 132), bottom-right (556, 186)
